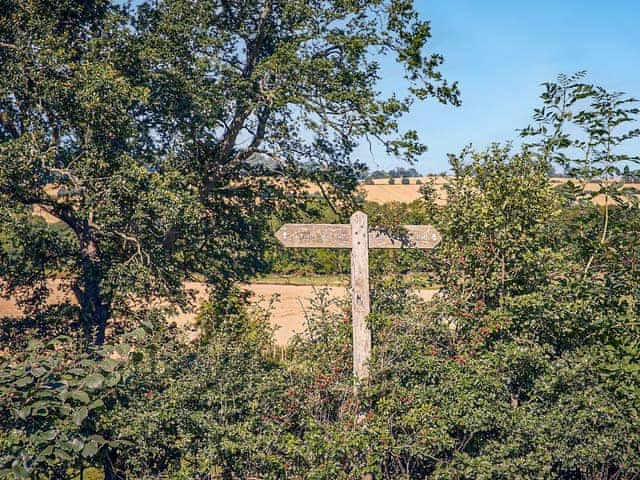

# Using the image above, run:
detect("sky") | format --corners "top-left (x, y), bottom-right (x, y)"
top-left (359, 0), bottom-right (640, 174)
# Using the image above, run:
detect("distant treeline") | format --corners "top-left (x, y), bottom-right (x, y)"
top-left (365, 167), bottom-right (422, 179)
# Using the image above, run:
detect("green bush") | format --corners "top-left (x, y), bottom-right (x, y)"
top-left (0, 335), bottom-right (142, 479)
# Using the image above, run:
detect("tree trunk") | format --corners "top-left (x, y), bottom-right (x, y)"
top-left (103, 450), bottom-right (118, 480)
top-left (59, 211), bottom-right (111, 346)
top-left (81, 260), bottom-right (110, 346)
top-left (78, 227), bottom-right (110, 346)
top-left (54, 206), bottom-right (111, 345)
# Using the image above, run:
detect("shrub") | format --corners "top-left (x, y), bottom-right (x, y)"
top-left (0, 336), bottom-right (140, 479)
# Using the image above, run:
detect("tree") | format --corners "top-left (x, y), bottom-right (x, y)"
top-left (521, 73), bottom-right (640, 274)
top-left (0, 0), bottom-right (150, 346)
top-left (0, 0), bottom-right (459, 345)
top-left (389, 167), bottom-right (421, 178)
top-left (369, 170), bottom-right (390, 179)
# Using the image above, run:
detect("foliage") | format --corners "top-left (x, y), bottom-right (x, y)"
top-left (89, 149), bottom-right (640, 478)
top-left (426, 143), bottom-right (562, 310)
top-left (0, 335), bottom-right (142, 479)
top-left (521, 71), bottom-right (640, 205)
top-left (0, 0), bottom-right (458, 345)
top-left (104, 300), bottom-right (291, 479)
top-left (2, 7), bottom-right (639, 475)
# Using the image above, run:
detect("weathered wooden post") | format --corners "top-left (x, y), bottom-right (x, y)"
top-left (275, 211), bottom-right (441, 385)
top-left (350, 211), bottom-right (371, 382)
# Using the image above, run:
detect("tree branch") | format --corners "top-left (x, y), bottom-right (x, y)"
top-left (216, 2), bottom-right (272, 165)
top-left (0, 41), bottom-right (19, 51)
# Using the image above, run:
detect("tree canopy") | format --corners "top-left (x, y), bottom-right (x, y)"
top-left (0, 0), bottom-right (459, 345)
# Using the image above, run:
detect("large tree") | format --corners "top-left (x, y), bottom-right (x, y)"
top-left (0, 0), bottom-right (459, 345)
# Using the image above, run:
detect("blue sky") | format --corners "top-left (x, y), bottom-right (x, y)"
top-left (360, 0), bottom-right (640, 174)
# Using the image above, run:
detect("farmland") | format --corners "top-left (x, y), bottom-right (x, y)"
top-left (0, 279), bottom-right (436, 345)
top-left (358, 176), bottom-right (640, 205)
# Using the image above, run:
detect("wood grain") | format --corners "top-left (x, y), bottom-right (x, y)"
top-left (275, 224), bottom-right (351, 248)
top-left (275, 224), bottom-right (441, 250)
top-left (350, 211), bottom-right (371, 383)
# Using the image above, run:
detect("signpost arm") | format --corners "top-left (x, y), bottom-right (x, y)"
top-left (350, 211), bottom-right (371, 384)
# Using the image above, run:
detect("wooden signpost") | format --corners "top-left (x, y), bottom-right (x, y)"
top-left (275, 211), bottom-right (441, 385)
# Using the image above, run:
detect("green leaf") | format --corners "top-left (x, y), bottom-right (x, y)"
top-left (100, 358), bottom-right (119, 372)
top-left (15, 376), bottom-right (33, 387)
top-left (37, 445), bottom-right (54, 459)
top-left (115, 343), bottom-right (131, 356)
top-left (70, 390), bottom-right (91, 404)
top-left (16, 407), bottom-right (31, 420)
top-left (104, 371), bottom-right (121, 387)
top-left (72, 406), bottom-right (88, 426)
top-left (40, 430), bottom-right (57, 441)
top-left (88, 399), bottom-right (104, 410)
top-left (31, 366), bottom-right (47, 378)
top-left (11, 463), bottom-right (29, 479)
top-left (85, 373), bottom-right (105, 390)
top-left (127, 327), bottom-right (147, 340)
top-left (87, 434), bottom-right (106, 444)
top-left (82, 440), bottom-right (100, 458)
top-left (54, 449), bottom-right (73, 461)
top-left (70, 437), bottom-right (85, 453)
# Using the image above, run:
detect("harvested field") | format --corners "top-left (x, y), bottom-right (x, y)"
top-left (0, 281), bottom-right (436, 345)
top-left (358, 177), bottom-right (640, 205)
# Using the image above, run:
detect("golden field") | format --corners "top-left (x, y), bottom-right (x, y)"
top-left (0, 280), bottom-right (436, 345)
top-left (358, 176), bottom-right (640, 205)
